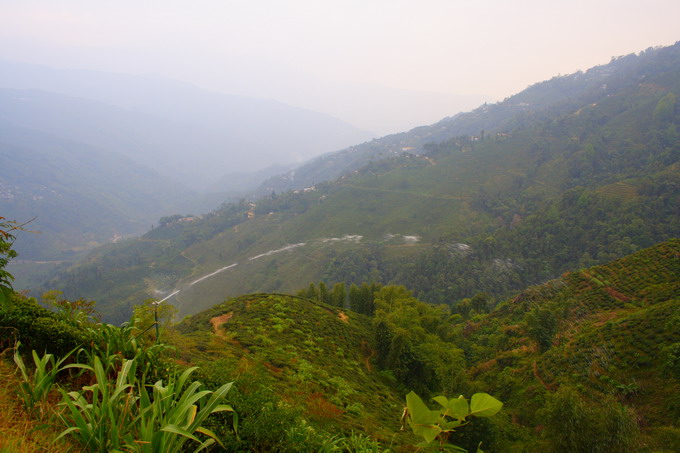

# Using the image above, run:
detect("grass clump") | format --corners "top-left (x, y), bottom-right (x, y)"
top-left (0, 358), bottom-right (81, 453)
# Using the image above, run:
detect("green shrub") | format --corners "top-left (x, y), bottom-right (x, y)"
top-left (204, 383), bottom-right (302, 452)
top-left (539, 385), bottom-right (638, 453)
top-left (663, 342), bottom-right (680, 379)
top-left (0, 294), bottom-right (93, 356)
top-left (403, 391), bottom-right (503, 451)
top-left (13, 345), bottom-right (79, 416)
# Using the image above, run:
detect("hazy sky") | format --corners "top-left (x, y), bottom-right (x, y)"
top-left (1, 0), bottom-right (679, 134)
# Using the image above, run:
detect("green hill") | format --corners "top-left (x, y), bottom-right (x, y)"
top-left (257, 43), bottom-right (680, 195)
top-left (460, 238), bottom-right (680, 451)
top-left (3, 203), bottom-right (680, 451)
top-left (168, 293), bottom-right (412, 444)
top-left (38, 42), bottom-right (680, 324)
top-left (112, 239), bottom-right (680, 450)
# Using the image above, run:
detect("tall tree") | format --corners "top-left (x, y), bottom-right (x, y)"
top-left (330, 282), bottom-right (346, 308)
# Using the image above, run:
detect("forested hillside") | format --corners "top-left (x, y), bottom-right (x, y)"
top-left (3, 231), bottom-right (677, 451)
top-left (461, 238), bottom-right (680, 451)
top-left (256, 43), bottom-right (680, 195)
top-left (165, 239), bottom-right (678, 451)
top-left (40, 42), bottom-right (680, 324)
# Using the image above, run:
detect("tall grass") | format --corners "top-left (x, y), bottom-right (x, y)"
top-left (0, 357), bottom-right (82, 453)
top-left (12, 344), bottom-right (79, 417)
top-left (9, 315), bottom-right (235, 453)
top-left (57, 354), bottom-right (235, 452)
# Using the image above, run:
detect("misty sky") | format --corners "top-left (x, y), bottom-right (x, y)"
top-left (1, 0), bottom-right (679, 134)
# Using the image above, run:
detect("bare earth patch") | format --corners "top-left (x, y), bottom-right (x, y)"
top-left (338, 312), bottom-right (349, 323)
top-left (210, 312), bottom-right (234, 337)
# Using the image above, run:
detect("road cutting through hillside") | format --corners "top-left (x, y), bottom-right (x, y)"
top-left (155, 233), bottom-right (425, 306)
top-left (156, 238), bottom-right (354, 304)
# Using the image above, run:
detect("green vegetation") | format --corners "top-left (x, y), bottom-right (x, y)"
top-left (2, 204), bottom-right (680, 450)
top-left (13, 344), bottom-right (79, 416)
top-left (0, 358), bottom-right (82, 453)
top-left (171, 293), bottom-right (408, 443)
top-left (3, 41), bottom-right (680, 452)
top-left (57, 356), bottom-right (234, 453)
top-left (39, 42), bottom-right (680, 325)
top-left (404, 391), bottom-right (502, 451)
top-left (539, 385), bottom-right (638, 453)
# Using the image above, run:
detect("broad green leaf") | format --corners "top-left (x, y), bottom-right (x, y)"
top-left (55, 426), bottom-right (80, 441)
top-left (448, 396), bottom-right (470, 420)
top-left (406, 391), bottom-right (441, 425)
top-left (412, 424), bottom-right (442, 444)
top-left (433, 395), bottom-right (469, 420)
top-left (162, 424), bottom-right (201, 443)
top-left (195, 426), bottom-right (224, 449)
top-left (441, 420), bottom-right (465, 430)
top-left (469, 393), bottom-right (503, 417)
top-left (62, 363), bottom-right (92, 372)
top-left (406, 391), bottom-right (444, 444)
top-left (432, 395), bottom-right (449, 408)
top-left (192, 438), bottom-right (216, 453)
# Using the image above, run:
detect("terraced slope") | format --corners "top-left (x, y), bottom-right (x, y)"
top-left (465, 239), bottom-right (680, 449)
top-left (170, 293), bottom-right (412, 443)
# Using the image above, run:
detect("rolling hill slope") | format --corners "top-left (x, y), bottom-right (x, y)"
top-left (154, 240), bottom-right (680, 450)
top-left (168, 293), bottom-right (411, 444)
top-left (40, 42), bottom-right (680, 323)
top-left (461, 238), bottom-right (680, 451)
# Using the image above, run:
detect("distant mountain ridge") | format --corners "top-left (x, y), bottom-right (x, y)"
top-left (0, 123), bottom-right (194, 260)
top-left (0, 60), bottom-right (374, 265)
top-left (0, 59), bottom-right (374, 191)
top-left (257, 42), bottom-right (680, 195)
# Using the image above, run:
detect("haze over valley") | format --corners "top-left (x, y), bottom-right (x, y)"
top-left (1, 2), bottom-right (679, 451)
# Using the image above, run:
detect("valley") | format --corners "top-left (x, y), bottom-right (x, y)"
top-left (1, 38), bottom-right (679, 452)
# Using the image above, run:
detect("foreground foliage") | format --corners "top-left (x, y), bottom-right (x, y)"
top-left (404, 391), bottom-right (502, 451)
top-left (0, 217), bottom-right (19, 304)
top-left (2, 222), bottom-right (679, 450)
top-left (0, 359), bottom-right (82, 453)
top-left (58, 355), bottom-right (234, 453)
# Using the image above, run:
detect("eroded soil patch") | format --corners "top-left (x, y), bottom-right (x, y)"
top-left (210, 312), bottom-right (234, 337)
